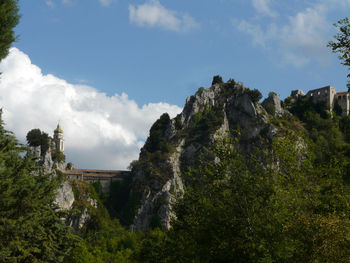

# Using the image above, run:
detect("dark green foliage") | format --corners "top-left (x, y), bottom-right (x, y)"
top-left (186, 106), bottom-right (223, 145)
top-left (149, 214), bottom-right (162, 229)
top-left (0, 0), bottom-right (20, 62)
top-left (52, 148), bottom-right (66, 163)
top-left (26, 128), bottom-right (42, 146)
top-left (138, 113), bottom-right (174, 184)
top-left (101, 177), bottom-right (135, 225)
top-left (26, 128), bottom-right (50, 156)
top-left (211, 75), bottom-right (223, 85)
top-left (174, 115), bottom-right (183, 130)
top-left (144, 113), bottom-right (171, 154)
top-left (65, 181), bottom-right (141, 263)
top-left (0, 112), bottom-right (76, 262)
top-left (340, 115), bottom-right (350, 142)
top-left (265, 103), bottom-right (276, 115)
top-left (334, 98), bottom-right (343, 116)
top-left (245, 88), bottom-right (262, 103)
top-left (150, 135), bottom-right (350, 262)
top-left (328, 17), bottom-right (350, 90)
top-left (197, 87), bottom-right (205, 93)
top-left (66, 162), bottom-right (74, 170)
top-left (41, 132), bottom-right (50, 155)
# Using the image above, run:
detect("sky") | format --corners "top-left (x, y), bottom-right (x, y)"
top-left (0, 0), bottom-right (350, 169)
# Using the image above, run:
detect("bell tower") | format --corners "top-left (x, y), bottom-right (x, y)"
top-left (53, 124), bottom-right (64, 152)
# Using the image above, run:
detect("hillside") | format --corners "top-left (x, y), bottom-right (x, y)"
top-left (122, 77), bottom-right (350, 232)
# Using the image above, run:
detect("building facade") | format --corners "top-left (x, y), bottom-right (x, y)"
top-left (292, 85), bottom-right (350, 116)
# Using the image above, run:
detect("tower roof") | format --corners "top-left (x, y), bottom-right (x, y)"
top-left (54, 124), bottom-right (63, 134)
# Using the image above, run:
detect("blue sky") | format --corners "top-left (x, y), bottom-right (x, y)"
top-left (15, 0), bottom-right (350, 104)
top-left (1, 0), bottom-right (350, 169)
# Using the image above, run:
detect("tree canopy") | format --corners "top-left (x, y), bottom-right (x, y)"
top-left (0, 111), bottom-right (76, 262)
top-left (0, 0), bottom-right (20, 62)
top-left (26, 128), bottom-right (50, 156)
top-left (143, 134), bottom-right (350, 262)
top-left (328, 17), bottom-right (350, 90)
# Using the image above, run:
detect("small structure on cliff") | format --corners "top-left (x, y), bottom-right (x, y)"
top-left (291, 85), bottom-right (350, 116)
top-left (65, 169), bottom-right (130, 193)
top-left (53, 124), bottom-right (64, 152)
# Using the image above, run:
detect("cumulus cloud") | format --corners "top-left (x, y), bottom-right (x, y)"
top-left (0, 48), bottom-right (182, 169)
top-left (237, 2), bottom-right (333, 67)
top-left (280, 5), bottom-right (330, 66)
top-left (129, 0), bottom-right (199, 32)
top-left (252, 0), bottom-right (278, 17)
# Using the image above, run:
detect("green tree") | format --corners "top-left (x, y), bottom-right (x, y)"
top-left (0, 111), bottom-right (77, 262)
top-left (26, 129), bottom-right (50, 156)
top-left (52, 148), bottom-right (66, 163)
top-left (154, 134), bottom-right (350, 263)
top-left (0, 0), bottom-right (20, 62)
top-left (328, 17), bottom-right (350, 90)
top-left (26, 128), bottom-right (42, 147)
top-left (212, 75), bottom-right (223, 85)
top-left (246, 88), bottom-right (262, 103)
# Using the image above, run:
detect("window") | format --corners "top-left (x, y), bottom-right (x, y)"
top-left (318, 91), bottom-right (320, 95)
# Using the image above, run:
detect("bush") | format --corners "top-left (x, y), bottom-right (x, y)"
top-left (212, 75), bottom-right (223, 85)
top-left (52, 149), bottom-right (66, 163)
top-left (246, 88), bottom-right (262, 103)
top-left (26, 129), bottom-right (50, 156)
top-left (26, 128), bottom-right (42, 147)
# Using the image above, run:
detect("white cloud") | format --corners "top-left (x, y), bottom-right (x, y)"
top-left (237, 20), bottom-right (276, 48)
top-left (99, 0), bottom-right (112, 7)
top-left (0, 48), bottom-right (182, 169)
top-left (237, 2), bottom-right (333, 67)
top-left (129, 0), bottom-right (199, 32)
top-left (280, 5), bottom-right (330, 66)
top-left (252, 0), bottom-right (278, 17)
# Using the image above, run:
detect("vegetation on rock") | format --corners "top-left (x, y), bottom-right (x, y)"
top-left (0, 112), bottom-right (76, 262)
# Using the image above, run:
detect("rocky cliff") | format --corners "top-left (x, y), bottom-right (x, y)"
top-left (130, 80), bottom-right (285, 231)
top-left (30, 143), bottom-right (97, 230)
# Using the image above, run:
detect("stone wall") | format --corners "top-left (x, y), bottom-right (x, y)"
top-left (306, 85), bottom-right (336, 110)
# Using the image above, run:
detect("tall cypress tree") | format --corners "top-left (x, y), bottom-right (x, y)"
top-left (0, 111), bottom-right (77, 262)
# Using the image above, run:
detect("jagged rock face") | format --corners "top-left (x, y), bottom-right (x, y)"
top-left (31, 146), bottom-right (41, 158)
top-left (55, 181), bottom-right (75, 210)
top-left (131, 82), bottom-right (276, 231)
top-left (38, 149), bottom-right (54, 172)
top-left (262, 93), bottom-right (284, 117)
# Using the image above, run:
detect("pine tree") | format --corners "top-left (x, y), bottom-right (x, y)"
top-left (0, 0), bottom-right (20, 62)
top-left (0, 111), bottom-right (77, 262)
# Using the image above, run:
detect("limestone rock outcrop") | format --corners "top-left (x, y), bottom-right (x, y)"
top-left (54, 181), bottom-right (75, 210)
top-left (130, 81), bottom-right (279, 231)
top-left (262, 92), bottom-right (284, 117)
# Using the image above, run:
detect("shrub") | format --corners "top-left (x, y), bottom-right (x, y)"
top-left (212, 75), bottom-right (223, 85)
top-left (246, 88), bottom-right (262, 103)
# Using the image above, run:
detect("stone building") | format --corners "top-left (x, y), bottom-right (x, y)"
top-left (334, 91), bottom-right (350, 116)
top-left (291, 85), bottom-right (350, 116)
top-left (305, 85), bottom-right (337, 112)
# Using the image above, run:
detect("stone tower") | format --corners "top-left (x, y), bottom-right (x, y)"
top-left (53, 124), bottom-right (64, 152)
